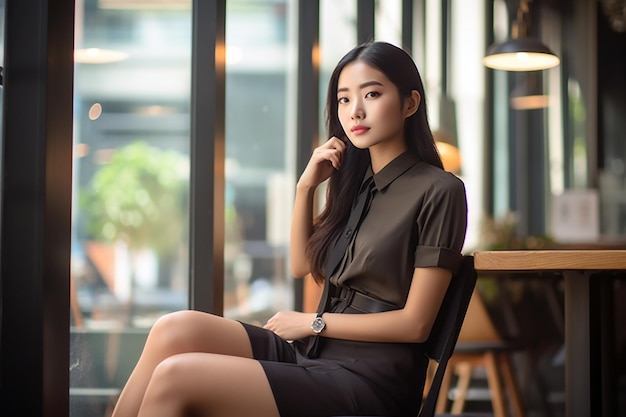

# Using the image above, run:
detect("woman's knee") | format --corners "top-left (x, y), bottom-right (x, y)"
top-left (142, 355), bottom-right (194, 406)
top-left (146, 354), bottom-right (228, 408)
top-left (146, 310), bottom-right (252, 358)
top-left (152, 310), bottom-right (197, 332)
top-left (147, 310), bottom-right (204, 353)
top-left (152, 354), bottom-right (192, 388)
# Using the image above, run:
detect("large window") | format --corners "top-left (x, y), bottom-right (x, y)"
top-left (69, 0), bottom-right (299, 414)
top-left (70, 1), bottom-right (192, 414)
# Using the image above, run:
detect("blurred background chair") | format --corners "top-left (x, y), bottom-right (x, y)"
top-left (435, 289), bottom-right (526, 417)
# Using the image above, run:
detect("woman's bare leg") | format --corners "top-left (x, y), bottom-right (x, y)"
top-left (111, 310), bottom-right (255, 417)
top-left (136, 353), bottom-right (280, 417)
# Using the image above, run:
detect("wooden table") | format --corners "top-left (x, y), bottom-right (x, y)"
top-left (474, 250), bottom-right (626, 417)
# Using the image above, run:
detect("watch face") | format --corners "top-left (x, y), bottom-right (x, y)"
top-left (311, 316), bottom-right (325, 334)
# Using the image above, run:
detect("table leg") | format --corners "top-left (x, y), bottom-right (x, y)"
top-left (564, 271), bottom-right (590, 417)
top-left (563, 271), bottom-right (613, 417)
top-left (597, 272), bottom-right (616, 416)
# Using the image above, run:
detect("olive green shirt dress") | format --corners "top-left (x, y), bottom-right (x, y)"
top-left (242, 150), bottom-right (468, 417)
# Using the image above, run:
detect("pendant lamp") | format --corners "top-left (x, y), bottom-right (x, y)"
top-left (435, 135), bottom-right (462, 174)
top-left (483, 0), bottom-right (560, 71)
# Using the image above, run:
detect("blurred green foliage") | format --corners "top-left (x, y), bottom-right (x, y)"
top-left (478, 212), bottom-right (554, 251)
top-left (80, 141), bottom-right (188, 255)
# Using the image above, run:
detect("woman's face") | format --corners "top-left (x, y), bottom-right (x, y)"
top-left (336, 61), bottom-right (416, 155)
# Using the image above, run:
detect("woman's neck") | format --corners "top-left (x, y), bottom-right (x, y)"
top-left (369, 143), bottom-right (407, 173)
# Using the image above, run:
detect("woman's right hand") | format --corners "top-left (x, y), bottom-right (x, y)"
top-left (298, 136), bottom-right (346, 188)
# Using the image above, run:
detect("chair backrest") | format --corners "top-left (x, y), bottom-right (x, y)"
top-left (457, 289), bottom-right (502, 343)
top-left (331, 256), bottom-right (477, 417)
top-left (419, 254), bottom-right (477, 417)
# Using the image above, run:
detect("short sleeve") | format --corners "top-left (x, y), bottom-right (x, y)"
top-left (413, 173), bottom-right (467, 272)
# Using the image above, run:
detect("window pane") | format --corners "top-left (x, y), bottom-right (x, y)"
top-left (223, 0), bottom-right (296, 323)
top-left (70, 1), bottom-right (192, 415)
top-left (375, 0), bottom-right (402, 46)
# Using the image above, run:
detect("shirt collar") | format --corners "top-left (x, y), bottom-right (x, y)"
top-left (363, 151), bottom-right (421, 191)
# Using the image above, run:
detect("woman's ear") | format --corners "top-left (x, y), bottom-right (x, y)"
top-left (403, 90), bottom-right (421, 118)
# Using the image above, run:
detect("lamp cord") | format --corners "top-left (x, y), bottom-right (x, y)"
top-left (513, 0), bottom-right (531, 39)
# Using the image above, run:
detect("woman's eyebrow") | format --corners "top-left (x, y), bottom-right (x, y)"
top-left (337, 80), bottom-right (384, 93)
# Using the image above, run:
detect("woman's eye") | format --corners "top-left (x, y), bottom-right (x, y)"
top-left (338, 97), bottom-right (349, 104)
top-left (365, 91), bottom-right (380, 98)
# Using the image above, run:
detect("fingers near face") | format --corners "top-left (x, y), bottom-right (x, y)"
top-left (327, 136), bottom-right (345, 168)
top-left (328, 136), bottom-right (346, 147)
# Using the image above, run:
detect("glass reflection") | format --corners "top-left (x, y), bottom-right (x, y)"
top-left (70, 1), bottom-right (191, 415)
top-left (223, 0), bottom-right (295, 324)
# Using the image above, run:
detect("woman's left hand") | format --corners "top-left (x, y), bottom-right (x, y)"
top-left (263, 311), bottom-right (315, 340)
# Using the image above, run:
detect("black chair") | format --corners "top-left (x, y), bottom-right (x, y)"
top-left (334, 254), bottom-right (477, 417)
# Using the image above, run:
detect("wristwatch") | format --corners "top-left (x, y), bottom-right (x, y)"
top-left (311, 312), bottom-right (326, 334)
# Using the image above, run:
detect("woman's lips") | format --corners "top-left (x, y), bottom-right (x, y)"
top-left (350, 125), bottom-right (370, 135)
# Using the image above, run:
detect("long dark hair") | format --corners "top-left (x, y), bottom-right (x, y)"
top-left (305, 41), bottom-right (443, 283)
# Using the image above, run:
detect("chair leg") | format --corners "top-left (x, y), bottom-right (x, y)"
top-left (451, 361), bottom-right (473, 414)
top-left (424, 359), bottom-right (436, 397)
top-left (484, 351), bottom-right (507, 417)
top-left (498, 353), bottom-right (526, 417)
top-left (436, 360), bottom-right (454, 413)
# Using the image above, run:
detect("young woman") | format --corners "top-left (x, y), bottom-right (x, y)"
top-left (111, 41), bottom-right (467, 417)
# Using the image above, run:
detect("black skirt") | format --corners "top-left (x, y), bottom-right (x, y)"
top-left (241, 322), bottom-right (428, 417)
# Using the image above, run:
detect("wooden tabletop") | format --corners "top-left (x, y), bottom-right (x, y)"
top-left (474, 250), bottom-right (626, 272)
